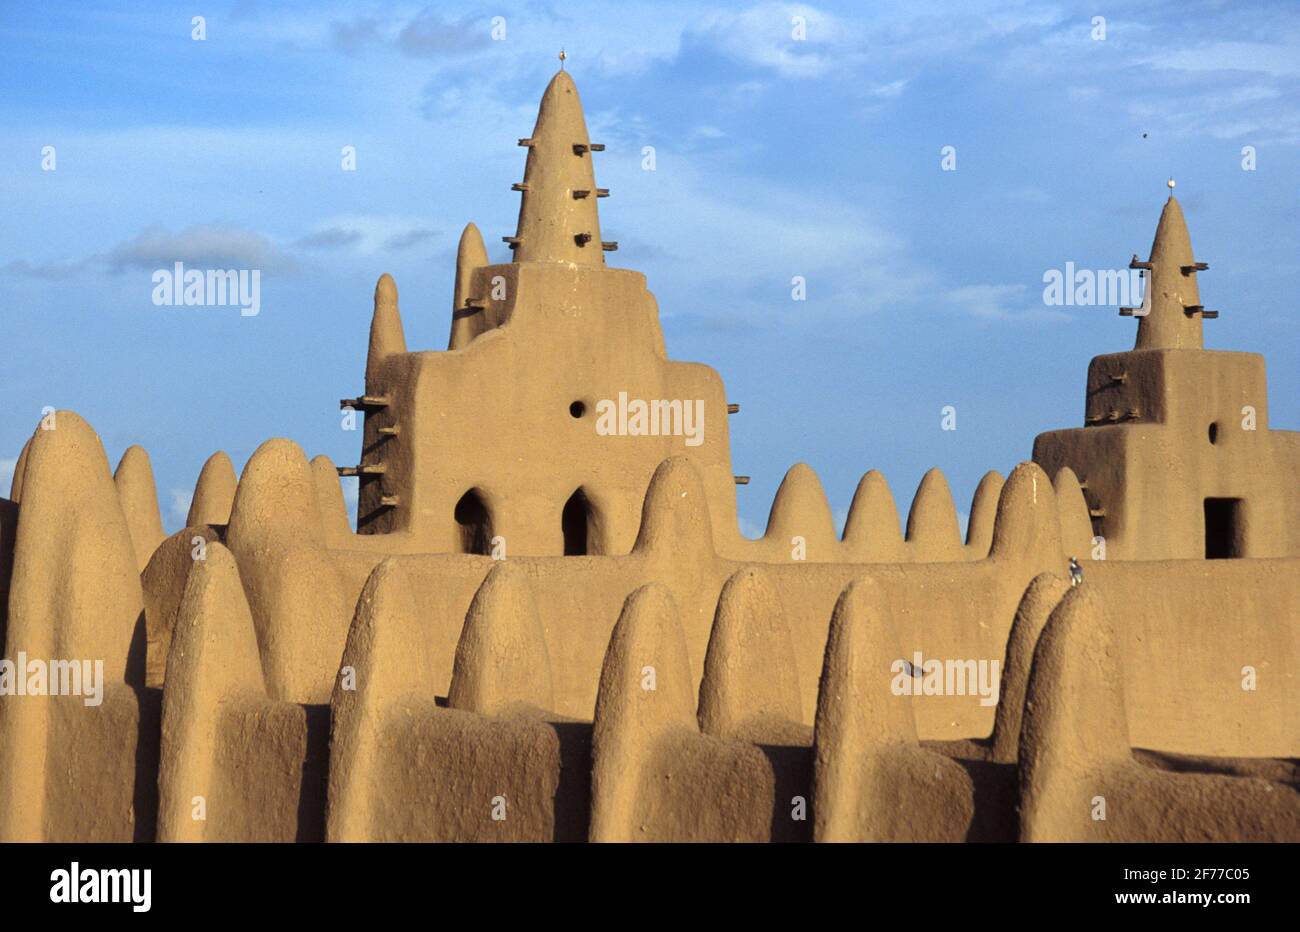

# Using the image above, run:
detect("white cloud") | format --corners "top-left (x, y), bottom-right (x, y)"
top-left (4, 222), bottom-right (302, 283)
top-left (606, 154), bottom-right (928, 321)
top-left (738, 515), bottom-right (765, 539)
top-left (396, 10), bottom-right (493, 59)
top-left (870, 79), bottom-right (909, 98)
top-left (296, 227), bottom-right (364, 250)
top-left (168, 488), bottom-right (193, 528)
top-left (1144, 42), bottom-right (1300, 80)
top-left (2, 258), bottom-right (92, 280)
top-left (697, 3), bottom-right (849, 79)
top-left (105, 224), bottom-right (299, 274)
top-left (341, 477), bottom-right (359, 531)
top-left (945, 283), bottom-right (1071, 323)
top-left (295, 215), bottom-right (447, 257)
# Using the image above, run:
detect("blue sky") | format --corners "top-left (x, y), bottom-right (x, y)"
top-left (2, 0), bottom-right (1297, 536)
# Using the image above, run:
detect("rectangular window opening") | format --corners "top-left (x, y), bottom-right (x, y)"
top-left (1204, 498), bottom-right (1244, 559)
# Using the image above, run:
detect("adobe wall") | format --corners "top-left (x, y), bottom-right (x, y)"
top-left (1035, 349), bottom-right (1299, 560)
top-left (358, 264), bottom-right (737, 556)
top-left (1086, 558), bottom-right (1299, 758)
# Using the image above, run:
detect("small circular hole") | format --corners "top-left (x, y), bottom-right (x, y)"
top-left (569, 401), bottom-right (586, 418)
top-left (1208, 422), bottom-right (1219, 444)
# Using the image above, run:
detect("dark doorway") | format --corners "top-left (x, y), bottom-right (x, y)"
top-left (1204, 498), bottom-right (1243, 559)
top-left (454, 489), bottom-right (492, 555)
top-left (562, 488), bottom-right (595, 556)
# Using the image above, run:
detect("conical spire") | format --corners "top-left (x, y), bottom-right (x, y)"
top-left (1134, 187), bottom-right (1204, 350)
top-left (510, 70), bottom-right (608, 266)
top-left (367, 273), bottom-right (406, 381)
top-left (448, 222), bottom-right (488, 349)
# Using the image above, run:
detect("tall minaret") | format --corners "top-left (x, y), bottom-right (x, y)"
top-left (508, 63), bottom-right (612, 266)
top-left (1134, 180), bottom-right (1209, 350)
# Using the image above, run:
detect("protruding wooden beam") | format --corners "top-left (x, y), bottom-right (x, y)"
top-left (340, 395), bottom-right (390, 410)
top-left (1118, 306), bottom-right (1141, 317)
top-left (379, 494), bottom-right (399, 508)
top-left (511, 182), bottom-right (529, 192)
top-left (1184, 305), bottom-right (1218, 319)
top-left (517, 138), bottom-right (535, 147)
top-left (727, 403), bottom-right (740, 414)
top-left (734, 476), bottom-right (750, 485)
top-left (1088, 507), bottom-right (1106, 519)
top-left (572, 189), bottom-right (591, 199)
top-left (1109, 372), bottom-right (1128, 385)
top-left (1129, 255), bottom-right (1152, 270)
top-left (463, 297), bottom-right (486, 310)
top-left (1181, 262), bottom-right (1209, 274)
top-left (336, 464), bottom-right (386, 477)
top-left (378, 425), bottom-right (400, 437)
top-left (601, 241), bottom-right (618, 251)
top-left (595, 188), bottom-right (609, 197)
top-left (502, 236), bottom-right (521, 249)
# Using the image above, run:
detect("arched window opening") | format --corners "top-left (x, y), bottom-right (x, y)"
top-left (454, 489), bottom-right (492, 555)
top-left (562, 488), bottom-right (597, 556)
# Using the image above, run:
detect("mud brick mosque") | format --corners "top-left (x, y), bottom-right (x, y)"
top-left (0, 69), bottom-right (1296, 842)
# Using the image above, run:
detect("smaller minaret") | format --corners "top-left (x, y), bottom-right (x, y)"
top-left (367, 273), bottom-right (406, 382)
top-left (448, 223), bottom-right (488, 350)
top-left (510, 65), bottom-right (609, 266)
top-left (1134, 180), bottom-right (1207, 350)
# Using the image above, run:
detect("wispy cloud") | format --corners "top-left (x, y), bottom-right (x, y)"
top-left (168, 488), bottom-right (193, 529)
top-left (105, 224), bottom-right (298, 273)
top-left (296, 227), bottom-right (364, 249)
top-left (289, 216), bottom-right (444, 256)
top-left (385, 227), bottom-right (438, 250)
top-left (398, 10), bottom-right (493, 58)
top-left (944, 284), bottom-right (1071, 323)
top-left (330, 16), bottom-right (384, 54)
top-left (330, 9), bottom-right (494, 59)
top-left (696, 3), bottom-right (851, 79)
top-left (340, 476), bottom-right (358, 530)
top-left (6, 223), bottom-right (300, 280)
top-left (1143, 41), bottom-right (1300, 80)
top-left (2, 258), bottom-right (93, 280)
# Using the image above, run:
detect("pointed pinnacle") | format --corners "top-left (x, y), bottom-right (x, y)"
top-left (449, 223), bottom-right (489, 350)
top-left (368, 273), bottom-right (406, 379)
top-left (1134, 193), bottom-right (1204, 350)
top-left (510, 70), bottom-right (606, 266)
